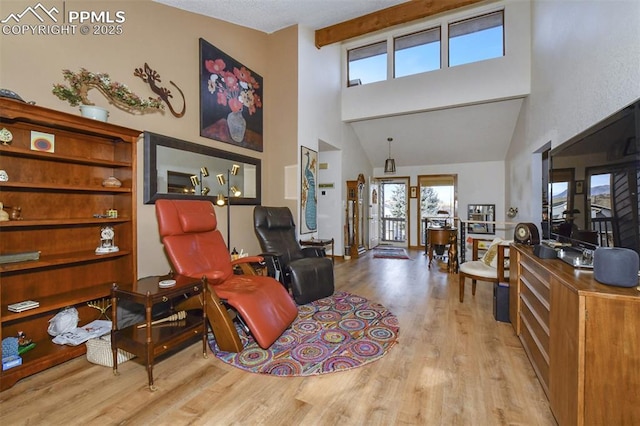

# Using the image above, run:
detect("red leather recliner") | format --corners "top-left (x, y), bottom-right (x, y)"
top-left (155, 199), bottom-right (298, 350)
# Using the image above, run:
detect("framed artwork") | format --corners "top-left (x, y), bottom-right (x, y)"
top-left (199, 38), bottom-right (263, 152)
top-left (575, 180), bottom-right (584, 194)
top-left (410, 186), bottom-right (417, 198)
top-left (300, 146), bottom-right (318, 234)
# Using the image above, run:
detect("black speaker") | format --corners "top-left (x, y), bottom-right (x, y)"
top-left (533, 244), bottom-right (557, 259)
top-left (593, 247), bottom-right (639, 288)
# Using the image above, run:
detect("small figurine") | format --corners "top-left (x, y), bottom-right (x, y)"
top-left (17, 331), bottom-right (32, 347)
top-left (16, 331), bottom-right (35, 355)
top-left (448, 232), bottom-right (459, 273)
top-left (0, 202), bottom-right (8, 222)
top-left (8, 205), bottom-right (22, 220)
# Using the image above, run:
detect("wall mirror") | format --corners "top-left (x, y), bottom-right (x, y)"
top-left (467, 204), bottom-right (495, 234)
top-left (143, 131), bottom-right (261, 205)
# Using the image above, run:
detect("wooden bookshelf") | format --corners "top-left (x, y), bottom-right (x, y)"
top-left (0, 98), bottom-right (140, 391)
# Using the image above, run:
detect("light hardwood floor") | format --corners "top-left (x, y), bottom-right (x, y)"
top-left (0, 250), bottom-right (556, 425)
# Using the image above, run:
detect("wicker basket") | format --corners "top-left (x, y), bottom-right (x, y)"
top-left (86, 334), bottom-right (134, 367)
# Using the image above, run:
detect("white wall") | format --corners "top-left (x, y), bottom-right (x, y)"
top-left (298, 27), bottom-right (373, 256)
top-left (342, 0), bottom-right (531, 122)
top-left (317, 149), bottom-right (342, 256)
top-left (506, 0), bottom-right (640, 223)
top-left (375, 160), bottom-right (507, 251)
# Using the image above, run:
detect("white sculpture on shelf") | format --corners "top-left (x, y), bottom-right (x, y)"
top-left (95, 226), bottom-right (119, 254)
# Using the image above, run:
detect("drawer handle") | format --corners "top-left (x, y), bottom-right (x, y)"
top-left (162, 296), bottom-right (168, 302)
top-left (194, 286), bottom-right (200, 292)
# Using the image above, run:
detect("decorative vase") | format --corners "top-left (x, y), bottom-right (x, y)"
top-left (227, 111), bottom-right (246, 142)
top-left (80, 105), bottom-right (109, 122)
top-left (102, 176), bottom-right (122, 188)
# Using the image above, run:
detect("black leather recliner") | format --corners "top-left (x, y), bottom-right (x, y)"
top-left (253, 206), bottom-right (334, 305)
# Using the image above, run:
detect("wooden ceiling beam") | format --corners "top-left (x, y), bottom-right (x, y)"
top-left (315, 0), bottom-right (486, 48)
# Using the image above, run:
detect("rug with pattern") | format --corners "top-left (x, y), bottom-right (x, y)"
top-left (372, 247), bottom-right (411, 259)
top-left (208, 291), bottom-right (399, 376)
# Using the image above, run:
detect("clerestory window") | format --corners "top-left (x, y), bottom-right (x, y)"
top-left (448, 10), bottom-right (504, 67)
top-left (394, 27), bottom-right (441, 78)
top-left (347, 41), bottom-right (387, 86)
top-left (346, 9), bottom-right (505, 87)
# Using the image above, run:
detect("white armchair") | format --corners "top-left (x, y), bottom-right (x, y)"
top-left (458, 238), bottom-right (510, 302)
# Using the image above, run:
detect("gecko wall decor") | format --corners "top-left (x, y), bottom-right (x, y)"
top-left (134, 63), bottom-right (186, 118)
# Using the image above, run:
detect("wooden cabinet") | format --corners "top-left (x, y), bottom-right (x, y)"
top-left (346, 175), bottom-right (365, 258)
top-left (510, 244), bottom-right (640, 425)
top-left (0, 99), bottom-right (140, 391)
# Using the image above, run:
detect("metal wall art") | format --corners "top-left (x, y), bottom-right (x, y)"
top-left (134, 63), bottom-right (186, 118)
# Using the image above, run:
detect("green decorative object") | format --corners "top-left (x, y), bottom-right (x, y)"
top-left (52, 68), bottom-right (164, 113)
top-left (18, 342), bottom-right (35, 355)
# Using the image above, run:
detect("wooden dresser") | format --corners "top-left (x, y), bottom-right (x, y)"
top-left (0, 99), bottom-right (140, 390)
top-left (509, 244), bottom-right (640, 425)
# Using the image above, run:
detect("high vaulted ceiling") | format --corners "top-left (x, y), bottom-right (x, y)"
top-left (154, 0), bottom-right (522, 169)
top-left (153, 0), bottom-right (410, 34)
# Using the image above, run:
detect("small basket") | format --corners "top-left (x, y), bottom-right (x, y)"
top-left (86, 334), bottom-right (134, 367)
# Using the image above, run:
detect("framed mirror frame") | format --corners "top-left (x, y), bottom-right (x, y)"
top-left (467, 203), bottom-right (495, 235)
top-left (143, 131), bottom-right (261, 205)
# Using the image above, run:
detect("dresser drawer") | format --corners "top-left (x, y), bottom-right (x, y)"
top-left (520, 280), bottom-right (550, 331)
top-left (520, 295), bottom-right (549, 358)
top-left (519, 314), bottom-right (550, 397)
top-left (520, 262), bottom-right (550, 306)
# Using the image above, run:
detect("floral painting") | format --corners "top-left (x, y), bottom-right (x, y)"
top-left (300, 146), bottom-right (318, 234)
top-left (199, 38), bottom-right (263, 152)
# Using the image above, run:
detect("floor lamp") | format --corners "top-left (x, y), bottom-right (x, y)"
top-left (215, 164), bottom-right (241, 250)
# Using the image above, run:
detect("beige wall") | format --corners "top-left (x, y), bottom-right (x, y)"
top-left (0, 0), bottom-right (294, 277)
top-left (263, 25), bottom-right (298, 213)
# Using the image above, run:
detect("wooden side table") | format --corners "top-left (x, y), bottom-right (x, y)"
top-left (110, 275), bottom-right (208, 391)
top-left (299, 238), bottom-right (335, 264)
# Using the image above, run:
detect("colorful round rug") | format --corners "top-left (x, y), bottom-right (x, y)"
top-left (208, 291), bottom-right (399, 376)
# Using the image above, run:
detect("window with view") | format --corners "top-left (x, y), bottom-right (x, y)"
top-left (448, 10), bottom-right (504, 67)
top-left (419, 175), bottom-right (457, 245)
top-left (347, 41), bottom-right (387, 86)
top-left (588, 172), bottom-right (613, 246)
top-left (550, 168), bottom-right (574, 223)
top-left (394, 27), bottom-right (441, 78)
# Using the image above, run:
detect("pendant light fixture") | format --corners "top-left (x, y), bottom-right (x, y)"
top-left (384, 137), bottom-right (396, 174)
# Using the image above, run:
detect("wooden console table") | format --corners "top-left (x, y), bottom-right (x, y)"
top-left (111, 275), bottom-right (208, 391)
top-left (510, 244), bottom-right (640, 425)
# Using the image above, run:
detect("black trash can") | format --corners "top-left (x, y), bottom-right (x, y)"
top-left (493, 282), bottom-right (510, 323)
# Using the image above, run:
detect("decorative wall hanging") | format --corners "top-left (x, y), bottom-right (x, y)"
top-left (30, 131), bottom-right (54, 153)
top-left (52, 68), bottom-right (164, 114)
top-left (134, 63), bottom-right (186, 118)
top-left (199, 38), bottom-right (263, 152)
top-left (300, 146), bottom-right (318, 234)
top-left (0, 127), bottom-right (13, 145)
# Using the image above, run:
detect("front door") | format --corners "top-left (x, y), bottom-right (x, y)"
top-left (379, 179), bottom-right (408, 247)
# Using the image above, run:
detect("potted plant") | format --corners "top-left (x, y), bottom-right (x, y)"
top-left (52, 68), bottom-right (163, 121)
